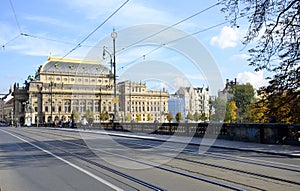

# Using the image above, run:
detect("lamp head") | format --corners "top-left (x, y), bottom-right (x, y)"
top-left (111, 31), bottom-right (117, 39)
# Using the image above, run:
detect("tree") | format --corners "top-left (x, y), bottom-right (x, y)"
top-left (224, 101), bottom-right (237, 123)
top-left (175, 112), bottom-right (183, 122)
top-left (166, 113), bottom-right (174, 123)
top-left (100, 111), bottom-right (109, 121)
top-left (147, 113), bottom-right (152, 121)
top-left (125, 113), bottom-right (131, 122)
top-left (221, 0), bottom-right (300, 124)
top-left (265, 91), bottom-right (300, 123)
top-left (211, 97), bottom-right (227, 122)
top-left (200, 113), bottom-right (208, 121)
top-left (248, 97), bottom-right (269, 123)
top-left (71, 109), bottom-right (80, 122)
top-left (84, 109), bottom-right (94, 124)
top-left (136, 114), bottom-right (142, 122)
top-left (193, 111), bottom-right (200, 122)
top-left (231, 84), bottom-right (255, 122)
top-left (186, 112), bottom-right (194, 121)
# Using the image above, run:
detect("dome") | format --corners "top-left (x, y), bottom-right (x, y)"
top-left (41, 57), bottom-right (110, 75)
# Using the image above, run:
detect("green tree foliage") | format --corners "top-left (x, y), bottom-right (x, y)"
top-left (147, 113), bottom-right (152, 121)
top-left (84, 109), bottom-right (94, 124)
top-left (200, 113), bottom-right (208, 121)
top-left (248, 98), bottom-right (269, 123)
top-left (125, 113), bottom-right (131, 121)
top-left (231, 84), bottom-right (255, 122)
top-left (175, 112), bottom-right (183, 122)
top-left (71, 109), bottom-right (80, 122)
top-left (194, 111), bottom-right (200, 122)
top-left (224, 101), bottom-right (237, 123)
top-left (166, 113), bottom-right (174, 123)
top-left (136, 114), bottom-right (142, 122)
top-left (186, 112), bottom-right (194, 121)
top-left (211, 97), bottom-right (227, 122)
top-left (221, 0), bottom-right (300, 124)
top-left (100, 111), bottom-right (109, 121)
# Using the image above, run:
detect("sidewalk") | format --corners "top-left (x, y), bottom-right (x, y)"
top-left (52, 127), bottom-right (300, 158)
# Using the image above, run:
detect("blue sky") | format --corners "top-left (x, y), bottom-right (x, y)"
top-left (0, 0), bottom-right (268, 95)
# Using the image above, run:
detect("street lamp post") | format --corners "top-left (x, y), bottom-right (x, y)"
top-left (111, 29), bottom-right (117, 128)
top-left (103, 29), bottom-right (118, 129)
top-left (99, 87), bottom-right (102, 127)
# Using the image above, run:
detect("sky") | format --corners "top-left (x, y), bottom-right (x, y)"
top-left (0, 0), bottom-right (268, 95)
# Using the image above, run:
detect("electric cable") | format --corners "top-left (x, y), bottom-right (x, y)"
top-left (9, 0), bottom-right (22, 33)
top-left (117, 1), bottom-right (221, 54)
top-left (117, 12), bottom-right (252, 71)
top-left (60, 0), bottom-right (130, 60)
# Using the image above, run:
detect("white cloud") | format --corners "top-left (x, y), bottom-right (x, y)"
top-left (65, 0), bottom-right (171, 25)
top-left (237, 71), bottom-right (267, 89)
top-left (23, 15), bottom-right (76, 29)
top-left (230, 53), bottom-right (251, 60)
top-left (7, 33), bottom-right (89, 58)
top-left (210, 26), bottom-right (239, 48)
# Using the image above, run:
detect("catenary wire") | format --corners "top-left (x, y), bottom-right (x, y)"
top-left (116, 1), bottom-right (221, 55)
top-left (1, 34), bottom-right (21, 50)
top-left (9, 0), bottom-right (22, 34)
top-left (60, 0), bottom-right (130, 60)
top-left (117, 12), bottom-right (252, 71)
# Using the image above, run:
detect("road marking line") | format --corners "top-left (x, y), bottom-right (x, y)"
top-left (1, 129), bottom-right (124, 191)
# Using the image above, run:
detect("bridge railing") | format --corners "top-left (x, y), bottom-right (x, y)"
top-left (52, 121), bottom-right (300, 146)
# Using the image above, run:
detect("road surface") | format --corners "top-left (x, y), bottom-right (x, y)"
top-left (0, 127), bottom-right (300, 191)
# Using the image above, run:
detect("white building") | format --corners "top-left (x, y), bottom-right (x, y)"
top-left (176, 85), bottom-right (209, 119)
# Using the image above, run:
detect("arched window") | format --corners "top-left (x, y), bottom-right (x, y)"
top-left (87, 101), bottom-right (93, 111)
top-left (80, 101), bottom-right (86, 112)
top-left (64, 100), bottom-right (71, 113)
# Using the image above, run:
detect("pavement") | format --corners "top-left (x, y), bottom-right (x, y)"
top-left (47, 127), bottom-right (300, 158)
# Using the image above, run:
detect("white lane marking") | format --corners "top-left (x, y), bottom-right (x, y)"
top-left (1, 129), bottom-right (124, 191)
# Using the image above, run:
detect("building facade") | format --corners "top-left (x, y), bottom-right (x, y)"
top-left (176, 85), bottom-right (210, 120)
top-left (13, 57), bottom-right (115, 125)
top-left (118, 81), bottom-right (169, 122)
top-left (168, 94), bottom-right (185, 120)
top-left (0, 93), bottom-right (14, 125)
top-left (218, 78), bottom-right (238, 101)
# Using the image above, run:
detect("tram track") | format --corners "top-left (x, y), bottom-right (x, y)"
top-left (5, 127), bottom-right (300, 191)
top-left (3, 128), bottom-right (248, 191)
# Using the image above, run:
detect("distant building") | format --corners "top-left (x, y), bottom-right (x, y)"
top-left (168, 94), bottom-right (185, 120)
top-left (13, 57), bottom-right (115, 125)
top-left (0, 92), bottom-right (14, 124)
top-left (218, 78), bottom-right (238, 101)
top-left (118, 81), bottom-right (169, 122)
top-left (0, 94), bottom-right (5, 122)
top-left (176, 85), bottom-right (210, 119)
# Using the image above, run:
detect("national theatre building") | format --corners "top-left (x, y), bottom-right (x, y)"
top-left (13, 57), bottom-right (115, 126)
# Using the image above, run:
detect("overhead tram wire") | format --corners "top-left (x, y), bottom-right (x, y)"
top-left (9, 0), bottom-right (22, 34)
top-left (59, 0), bottom-right (129, 60)
top-left (116, 1), bottom-right (221, 55)
top-left (2, 0), bottom-right (22, 50)
top-left (118, 12), bottom-right (252, 71)
top-left (20, 33), bottom-right (88, 47)
top-left (1, 34), bottom-right (20, 50)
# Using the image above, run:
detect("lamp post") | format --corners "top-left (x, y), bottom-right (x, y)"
top-left (111, 29), bottom-right (117, 127)
top-left (103, 29), bottom-right (118, 129)
top-left (99, 87), bottom-right (102, 126)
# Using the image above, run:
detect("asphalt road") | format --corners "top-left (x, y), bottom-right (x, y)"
top-left (0, 127), bottom-right (300, 191)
